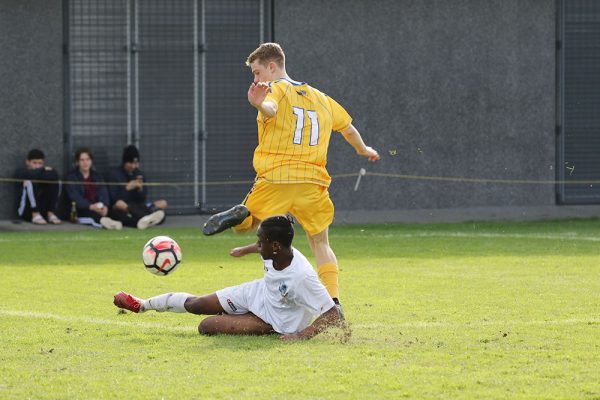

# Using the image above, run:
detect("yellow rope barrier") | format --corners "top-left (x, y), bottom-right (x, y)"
top-left (0, 172), bottom-right (596, 186)
top-left (361, 172), bottom-right (595, 185)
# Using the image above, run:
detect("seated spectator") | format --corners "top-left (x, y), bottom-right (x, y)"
top-left (109, 145), bottom-right (166, 229)
top-left (65, 147), bottom-right (122, 230)
top-left (14, 149), bottom-right (62, 225)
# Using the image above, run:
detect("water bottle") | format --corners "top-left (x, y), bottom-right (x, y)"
top-left (70, 201), bottom-right (78, 223)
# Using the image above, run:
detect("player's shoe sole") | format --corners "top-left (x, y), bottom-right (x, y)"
top-left (137, 210), bottom-right (165, 230)
top-left (113, 291), bottom-right (143, 313)
top-left (202, 205), bottom-right (249, 236)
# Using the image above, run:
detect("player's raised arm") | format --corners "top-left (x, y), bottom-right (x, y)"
top-left (230, 242), bottom-right (259, 257)
top-left (248, 82), bottom-right (277, 118)
top-left (340, 124), bottom-right (380, 162)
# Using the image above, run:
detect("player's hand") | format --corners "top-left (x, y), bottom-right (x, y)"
top-left (247, 82), bottom-right (269, 108)
top-left (229, 247), bottom-right (247, 257)
top-left (359, 146), bottom-right (380, 162)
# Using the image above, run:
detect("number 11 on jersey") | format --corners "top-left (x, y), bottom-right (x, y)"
top-left (292, 107), bottom-right (319, 146)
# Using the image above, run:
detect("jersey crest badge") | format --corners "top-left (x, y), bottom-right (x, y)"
top-left (278, 282), bottom-right (289, 298)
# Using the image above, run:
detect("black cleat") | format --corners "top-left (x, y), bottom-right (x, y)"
top-left (202, 205), bottom-right (250, 236)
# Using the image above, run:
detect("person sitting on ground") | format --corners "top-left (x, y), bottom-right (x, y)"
top-left (108, 144), bottom-right (166, 230)
top-left (114, 215), bottom-right (341, 341)
top-left (14, 149), bottom-right (62, 225)
top-left (65, 147), bottom-right (122, 230)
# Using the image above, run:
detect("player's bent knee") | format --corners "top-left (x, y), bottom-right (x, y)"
top-left (198, 317), bottom-right (219, 335)
top-left (199, 316), bottom-right (241, 335)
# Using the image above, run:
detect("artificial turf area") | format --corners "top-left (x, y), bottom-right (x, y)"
top-left (1, 220), bottom-right (599, 399)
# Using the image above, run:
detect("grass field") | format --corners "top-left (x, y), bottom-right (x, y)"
top-left (1, 220), bottom-right (600, 399)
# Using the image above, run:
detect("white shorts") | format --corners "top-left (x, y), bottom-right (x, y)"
top-left (216, 279), bottom-right (266, 317)
top-left (215, 274), bottom-right (331, 334)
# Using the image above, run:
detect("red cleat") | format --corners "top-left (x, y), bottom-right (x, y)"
top-left (113, 291), bottom-right (143, 313)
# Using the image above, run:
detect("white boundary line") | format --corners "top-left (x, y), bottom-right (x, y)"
top-left (1, 309), bottom-right (598, 331)
top-left (0, 309), bottom-right (192, 332)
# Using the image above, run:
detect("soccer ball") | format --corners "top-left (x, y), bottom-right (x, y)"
top-left (142, 236), bottom-right (182, 276)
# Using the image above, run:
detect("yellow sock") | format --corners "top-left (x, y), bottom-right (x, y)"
top-left (317, 262), bottom-right (339, 299)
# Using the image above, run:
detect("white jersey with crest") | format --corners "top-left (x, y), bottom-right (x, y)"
top-left (216, 247), bottom-right (335, 334)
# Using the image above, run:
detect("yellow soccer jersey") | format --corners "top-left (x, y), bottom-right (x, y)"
top-left (253, 78), bottom-right (352, 187)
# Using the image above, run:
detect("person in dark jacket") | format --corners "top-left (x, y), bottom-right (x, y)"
top-left (14, 149), bottom-right (62, 225)
top-left (65, 147), bottom-right (122, 230)
top-left (108, 145), bottom-right (166, 229)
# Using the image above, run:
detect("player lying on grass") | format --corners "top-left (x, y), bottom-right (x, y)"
top-left (114, 216), bottom-right (341, 341)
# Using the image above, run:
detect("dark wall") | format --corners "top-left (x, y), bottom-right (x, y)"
top-left (0, 0), bottom-right (557, 220)
top-left (0, 0), bottom-right (63, 219)
top-left (274, 0), bottom-right (556, 211)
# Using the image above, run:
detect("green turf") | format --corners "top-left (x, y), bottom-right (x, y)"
top-left (1, 220), bottom-right (600, 399)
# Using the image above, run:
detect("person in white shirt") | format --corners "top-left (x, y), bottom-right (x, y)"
top-left (113, 215), bottom-right (341, 341)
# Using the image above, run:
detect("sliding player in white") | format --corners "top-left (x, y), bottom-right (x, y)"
top-left (114, 216), bottom-right (340, 341)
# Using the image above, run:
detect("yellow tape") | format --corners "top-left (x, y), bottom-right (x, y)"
top-left (1, 171), bottom-right (597, 187)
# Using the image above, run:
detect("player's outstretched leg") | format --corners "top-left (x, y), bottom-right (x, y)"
top-left (114, 291), bottom-right (191, 313)
top-left (114, 292), bottom-right (275, 336)
top-left (114, 292), bottom-right (223, 315)
top-left (202, 204), bottom-right (250, 236)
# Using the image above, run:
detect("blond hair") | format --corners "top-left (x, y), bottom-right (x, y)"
top-left (246, 42), bottom-right (285, 68)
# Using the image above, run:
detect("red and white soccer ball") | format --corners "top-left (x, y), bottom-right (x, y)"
top-left (142, 236), bottom-right (182, 276)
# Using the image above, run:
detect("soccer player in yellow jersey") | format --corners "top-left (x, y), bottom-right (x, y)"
top-left (203, 43), bottom-right (380, 316)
